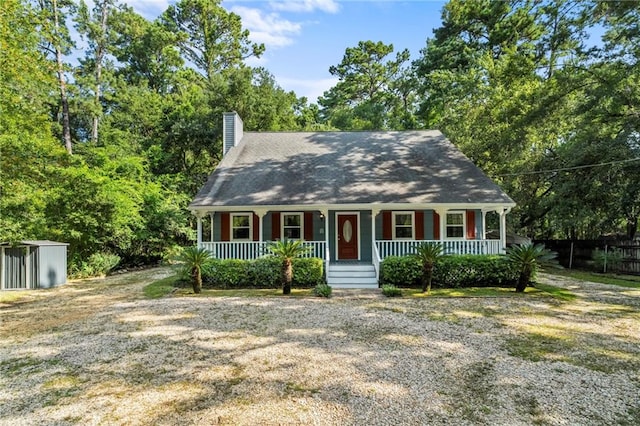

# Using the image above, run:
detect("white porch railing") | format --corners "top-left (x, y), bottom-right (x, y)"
top-left (375, 239), bottom-right (502, 259)
top-left (373, 243), bottom-right (381, 282)
top-left (199, 241), bottom-right (327, 260)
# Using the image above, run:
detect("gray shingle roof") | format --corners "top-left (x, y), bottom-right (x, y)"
top-left (190, 130), bottom-right (514, 208)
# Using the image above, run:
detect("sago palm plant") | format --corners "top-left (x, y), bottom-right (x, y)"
top-left (268, 239), bottom-right (310, 295)
top-left (180, 246), bottom-right (211, 294)
top-left (414, 242), bottom-right (444, 294)
top-left (506, 243), bottom-right (556, 292)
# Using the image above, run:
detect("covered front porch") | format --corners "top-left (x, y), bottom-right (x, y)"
top-left (193, 205), bottom-right (512, 287)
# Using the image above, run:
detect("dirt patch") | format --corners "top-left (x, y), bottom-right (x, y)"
top-left (1, 269), bottom-right (638, 425)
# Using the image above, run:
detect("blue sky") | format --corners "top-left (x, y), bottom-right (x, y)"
top-left (124, 0), bottom-right (447, 102)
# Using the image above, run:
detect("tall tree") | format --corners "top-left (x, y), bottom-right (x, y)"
top-left (319, 40), bottom-right (413, 130)
top-left (161, 0), bottom-right (264, 81)
top-left (37, 0), bottom-right (76, 154)
top-left (75, 0), bottom-right (117, 144)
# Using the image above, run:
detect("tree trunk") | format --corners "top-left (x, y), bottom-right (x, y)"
top-left (192, 267), bottom-right (202, 294)
top-left (52, 0), bottom-right (72, 154)
top-left (516, 266), bottom-right (531, 292)
top-left (282, 259), bottom-right (292, 295)
top-left (91, 0), bottom-right (110, 144)
top-left (422, 264), bottom-right (433, 293)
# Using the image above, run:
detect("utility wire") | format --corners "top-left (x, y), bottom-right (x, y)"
top-left (496, 157), bottom-right (640, 177)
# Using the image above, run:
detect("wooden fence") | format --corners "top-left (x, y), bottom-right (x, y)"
top-left (534, 239), bottom-right (640, 275)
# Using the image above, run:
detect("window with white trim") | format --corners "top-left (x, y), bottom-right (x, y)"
top-left (231, 213), bottom-right (252, 241)
top-left (281, 213), bottom-right (303, 240)
top-left (445, 211), bottom-right (465, 239)
top-left (392, 211), bottom-right (415, 239)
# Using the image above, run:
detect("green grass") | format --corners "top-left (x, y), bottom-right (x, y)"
top-left (0, 290), bottom-right (31, 304)
top-left (173, 287), bottom-right (315, 297)
top-left (143, 275), bottom-right (179, 298)
top-left (394, 283), bottom-right (577, 301)
top-left (545, 269), bottom-right (640, 289)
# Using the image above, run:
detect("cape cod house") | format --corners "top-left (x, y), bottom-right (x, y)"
top-left (189, 112), bottom-right (515, 288)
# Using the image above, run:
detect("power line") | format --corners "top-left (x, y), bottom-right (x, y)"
top-left (496, 157), bottom-right (640, 177)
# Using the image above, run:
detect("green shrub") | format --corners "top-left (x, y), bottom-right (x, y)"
top-left (292, 257), bottom-right (324, 287)
top-left (69, 252), bottom-right (121, 278)
top-left (247, 257), bottom-right (282, 288)
top-left (202, 259), bottom-right (250, 288)
top-left (381, 284), bottom-right (402, 297)
top-left (379, 256), bottom-right (422, 287)
top-left (313, 283), bottom-right (332, 298)
top-left (592, 248), bottom-right (624, 272)
top-left (379, 255), bottom-right (518, 289)
top-left (201, 256), bottom-right (324, 289)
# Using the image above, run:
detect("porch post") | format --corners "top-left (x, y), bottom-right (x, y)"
top-left (481, 209), bottom-right (489, 240)
top-left (196, 214), bottom-right (203, 247)
top-left (320, 208), bottom-right (329, 259)
top-left (210, 212), bottom-right (215, 242)
top-left (371, 207), bottom-right (380, 259)
top-left (254, 209), bottom-right (267, 242)
top-left (435, 208), bottom-right (447, 243)
top-left (498, 208), bottom-right (507, 253)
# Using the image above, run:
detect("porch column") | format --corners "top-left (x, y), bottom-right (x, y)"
top-left (481, 209), bottom-right (490, 240)
top-left (435, 208), bottom-right (447, 243)
top-left (210, 212), bottom-right (215, 242)
top-left (254, 209), bottom-right (267, 242)
top-left (498, 208), bottom-right (508, 253)
top-left (371, 207), bottom-right (381, 259)
top-left (320, 208), bottom-right (329, 260)
top-left (196, 214), bottom-right (203, 247)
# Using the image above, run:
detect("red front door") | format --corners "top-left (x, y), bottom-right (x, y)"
top-left (337, 214), bottom-right (358, 260)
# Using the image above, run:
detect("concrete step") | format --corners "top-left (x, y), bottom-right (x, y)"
top-left (328, 270), bottom-right (376, 278)
top-left (329, 264), bottom-right (375, 272)
top-left (331, 282), bottom-right (379, 289)
top-left (326, 263), bottom-right (378, 289)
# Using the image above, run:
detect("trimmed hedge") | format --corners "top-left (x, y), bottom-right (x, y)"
top-left (379, 255), bottom-right (519, 288)
top-left (202, 256), bottom-right (324, 289)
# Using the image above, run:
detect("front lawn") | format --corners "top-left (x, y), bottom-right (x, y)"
top-left (544, 268), bottom-right (640, 289)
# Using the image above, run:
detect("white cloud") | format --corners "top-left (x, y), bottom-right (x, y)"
top-left (269, 0), bottom-right (340, 14)
top-left (231, 6), bottom-right (302, 48)
top-left (125, 0), bottom-right (171, 19)
top-left (277, 77), bottom-right (339, 102)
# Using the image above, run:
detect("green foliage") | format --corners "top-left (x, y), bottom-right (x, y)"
top-left (268, 239), bottom-right (312, 295)
top-left (414, 242), bottom-right (444, 293)
top-left (319, 40), bottom-right (416, 130)
top-left (179, 246), bottom-right (211, 293)
top-left (381, 284), bottom-right (402, 297)
top-left (68, 252), bottom-right (121, 279)
top-left (592, 248), bottom-right (624, 273)
top-left (380, 255), bottom-right (519, 289)
top-left (506, 243), bottom-right (557, 292)
top-left (143, 275), bottom-right (179, 299)
top-left (201, 257), bottom-right (324, 289)
top-left (313, 284), bottom-right (332, 298)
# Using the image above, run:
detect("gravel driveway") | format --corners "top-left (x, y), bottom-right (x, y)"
top-left (1, 269), bottom-right (639, 425)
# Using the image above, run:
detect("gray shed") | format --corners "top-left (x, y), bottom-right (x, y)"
top-left (0, 241), bottom-right (68, 290)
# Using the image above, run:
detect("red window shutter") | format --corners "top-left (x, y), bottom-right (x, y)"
top-left (382, 211), bottom-right (392, 240)
top-left (304, 212), bottom-right (313, 241)
top-left (253, 213), bottom-right (260, 241)
top-left (271, 211), bottom-right (280, 240)
top-left (415, 211), bottom-right (424, 240)
top-left (221, 213), bottom-right (230, 241)
top-left (466, 210), bottom-right (476, 240)
top-left (433, 212), bottom-right (440, 240)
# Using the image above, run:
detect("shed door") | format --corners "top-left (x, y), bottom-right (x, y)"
top-left (3, 248), bottom-right (27, 290)
top-left (337, 214), bottom-right (358, 260)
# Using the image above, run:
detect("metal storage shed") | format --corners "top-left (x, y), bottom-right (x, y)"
top-left (0, 241), bottom-right (68, 290)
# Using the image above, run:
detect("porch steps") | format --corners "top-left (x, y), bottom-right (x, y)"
top-left (327, 264), bottom-right (378, 289)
